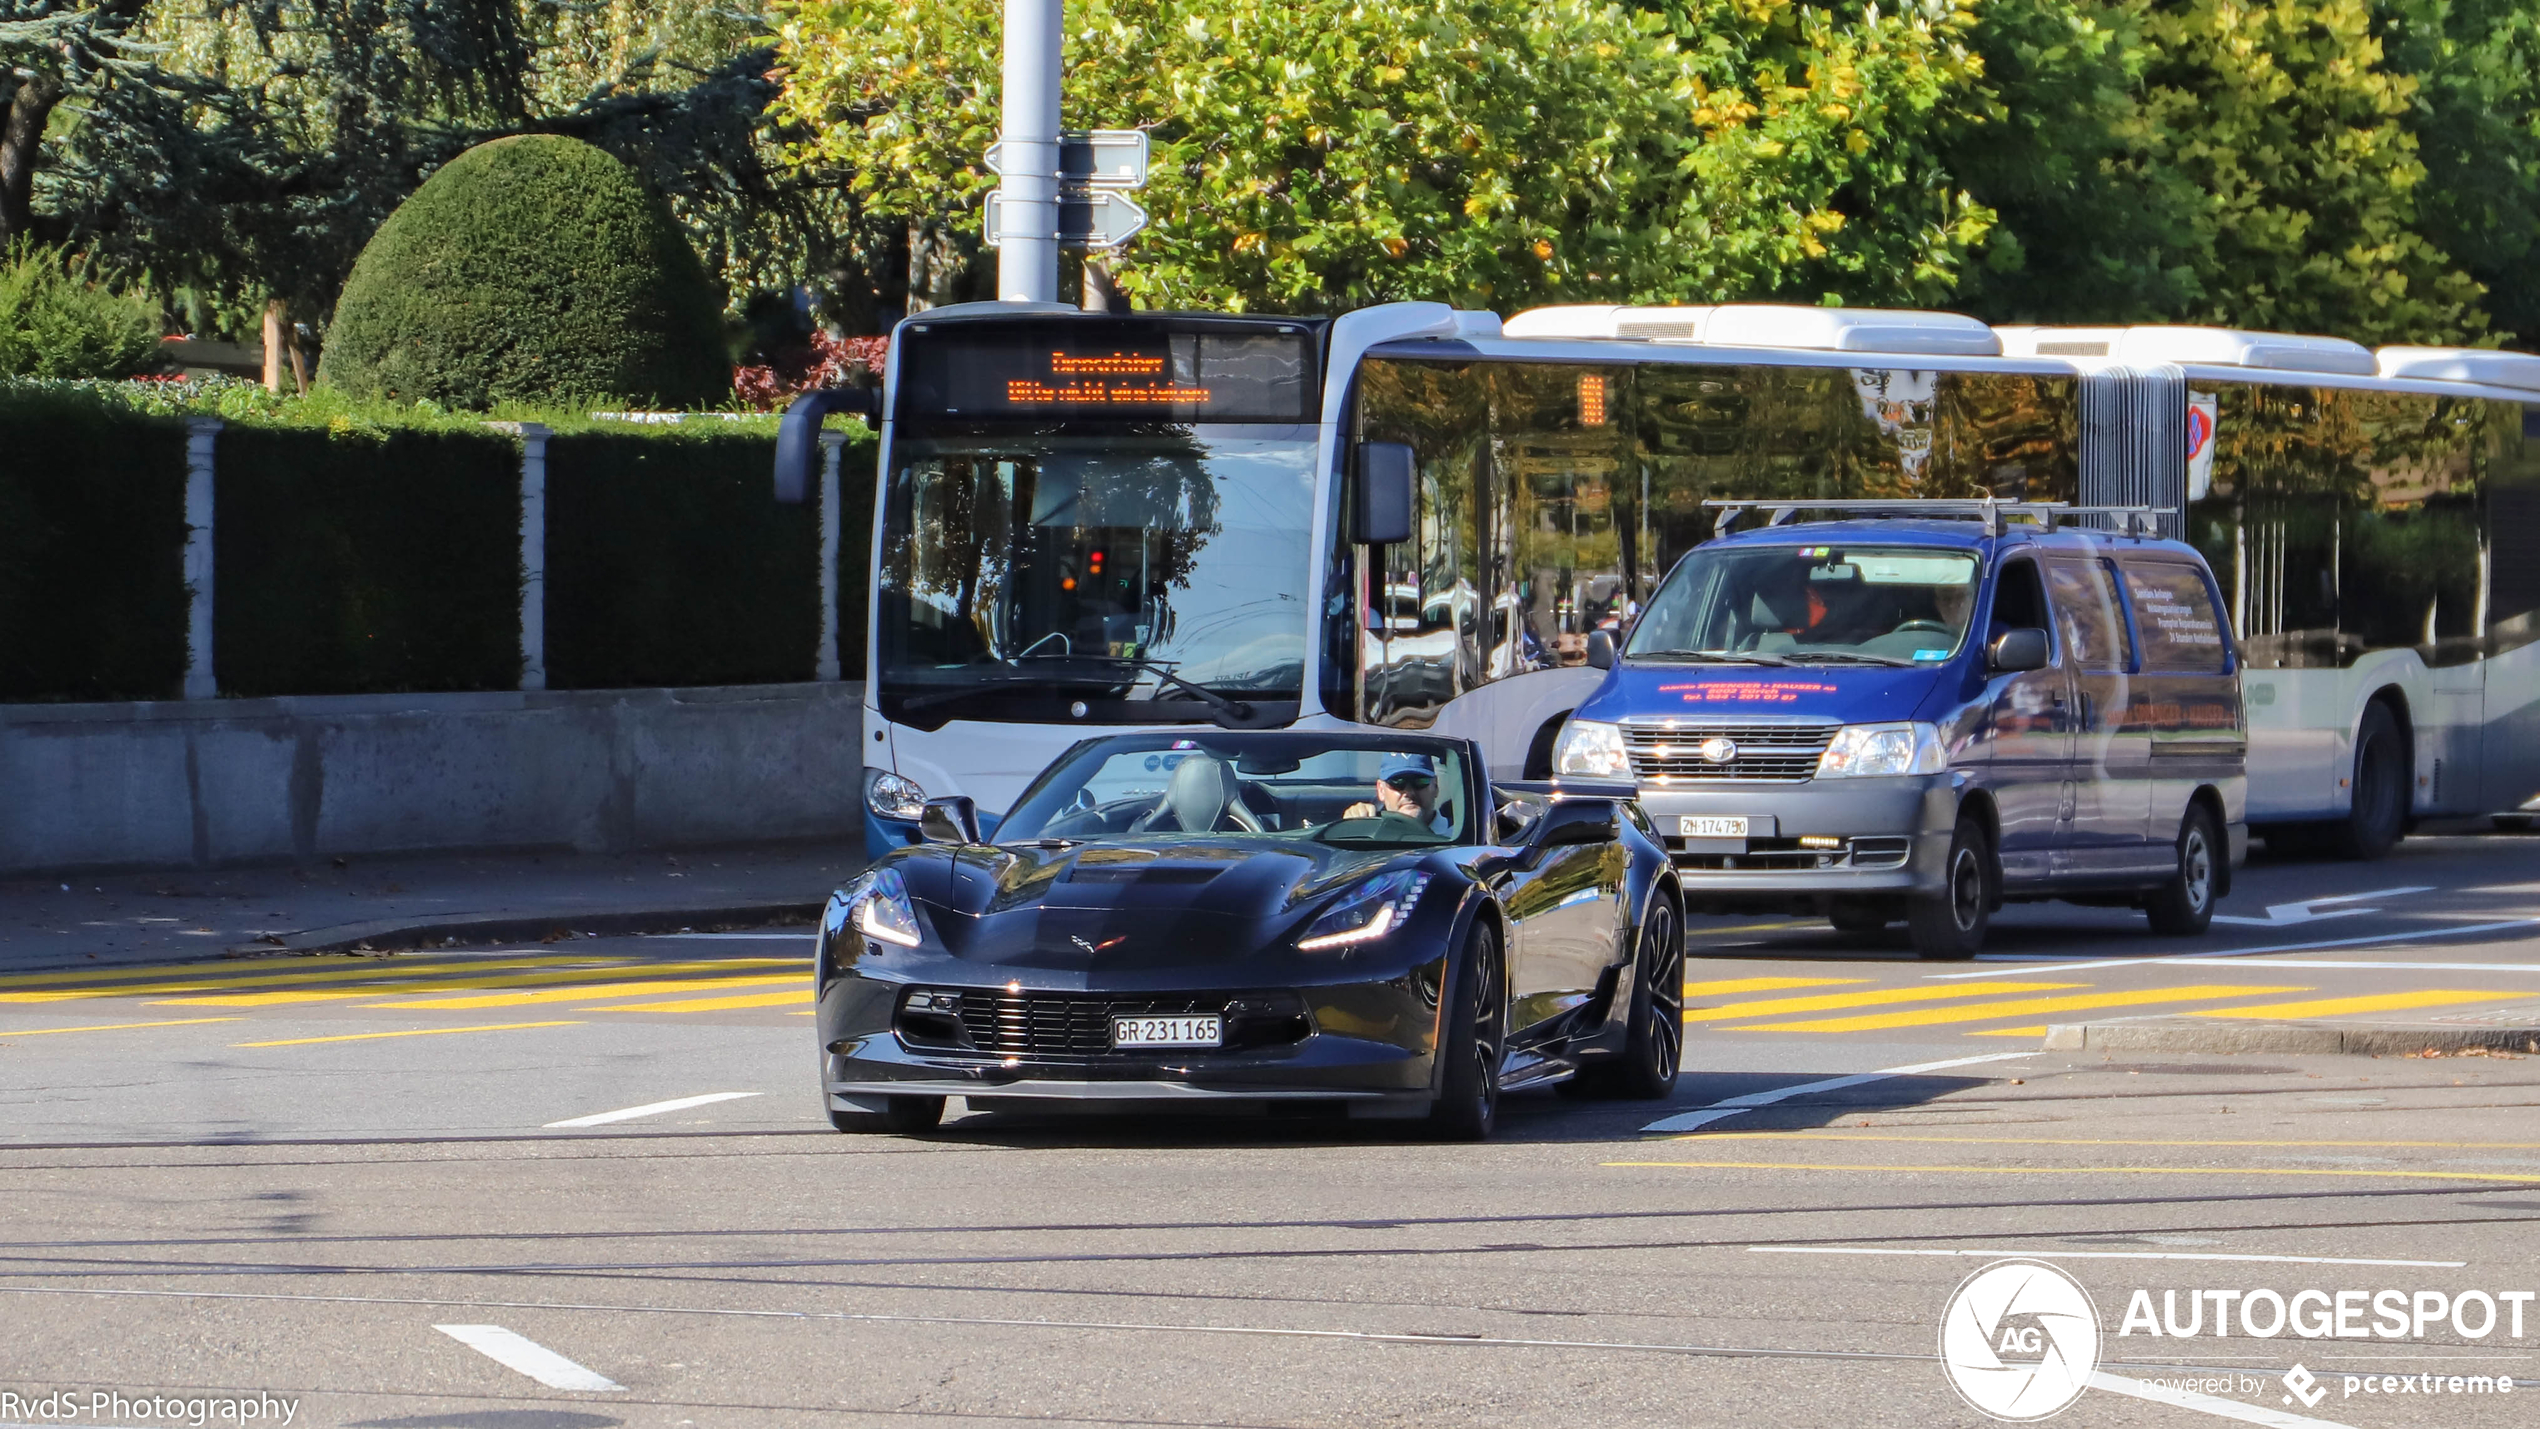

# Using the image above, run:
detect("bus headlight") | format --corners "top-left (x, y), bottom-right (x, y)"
top-left (865, 769), bottom-right (928, 821)
top-left (1816, 722), bottom-right (1948, 778)
top-left (1553, 719), bottom-right (1631, 779)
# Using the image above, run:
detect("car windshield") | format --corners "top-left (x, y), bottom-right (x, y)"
top-left (876, 425), bottom-right (1317, 725)
top-left (999, 734), bottom-right (1472, 847)
top-left (1627, 543), bottom-right (1981, 666)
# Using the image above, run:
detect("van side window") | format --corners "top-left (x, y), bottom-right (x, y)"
top-left (1990, 559), bottom-right (2050, 645)
top-left (2121, 561), bottom-right (2231, 673)
top-left (2046, 559), bottom-right (2134, 671)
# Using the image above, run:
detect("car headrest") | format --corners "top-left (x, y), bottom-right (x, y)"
top-left (1163, 755), bottom-right (1236, 832)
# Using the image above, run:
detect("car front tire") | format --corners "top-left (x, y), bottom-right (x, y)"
top-left (1426, 921), bottom-right (1505, 1141)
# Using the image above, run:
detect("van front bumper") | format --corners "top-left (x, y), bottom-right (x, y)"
top-left (1632, 775), bottom-right (1962, 910)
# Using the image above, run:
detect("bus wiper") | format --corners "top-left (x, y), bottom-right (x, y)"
top-left (1012, 653), bottom-right (1258, 727)
top-left (1631, 649), bottom-right (1793, 666)
top-left (1783, 652), bottom-right (1919, 667)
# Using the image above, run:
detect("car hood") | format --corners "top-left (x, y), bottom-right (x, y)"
top-left (886, 837), bottom-right (1439, 974)
top-left (1577, 661), bottom-right (1947, 726)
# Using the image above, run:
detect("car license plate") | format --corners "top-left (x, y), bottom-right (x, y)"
top-left (1113, 1015), bottom-right (1223, 1049)
top-left (1679, 816), bottom-right (1750, 839)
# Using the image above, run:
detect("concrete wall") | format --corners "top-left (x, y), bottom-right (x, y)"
top-left (0, 683), bottom-right (864, 876)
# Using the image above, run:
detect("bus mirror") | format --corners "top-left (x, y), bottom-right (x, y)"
top-left (1989, 628), bottom-right (2050, 673)
top-left (773, 388), bottom-right (880, 504)
top-left (1586, 630), bottom-right (1615, 670)
top-left (1356, 442), bottom-right (1415, 545)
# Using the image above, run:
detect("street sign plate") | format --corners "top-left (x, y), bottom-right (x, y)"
top-left (983, 129), bottom-right (1148, 188)
top-left (985, 190), bottom-right (1149, 251)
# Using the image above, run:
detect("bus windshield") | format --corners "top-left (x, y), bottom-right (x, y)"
top-left (1627, 544), bottom-right (1982, 666)
top-left (876, 425), bottom-right (1318, 725)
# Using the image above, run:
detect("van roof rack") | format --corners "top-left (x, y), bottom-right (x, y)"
top-left (1701, 498), bottom-right (2163, 539)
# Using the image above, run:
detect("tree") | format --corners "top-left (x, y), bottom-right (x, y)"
top-left (2376, 0), bottom-right (2540, 346)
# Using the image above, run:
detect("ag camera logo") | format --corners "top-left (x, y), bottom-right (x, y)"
top-left (1941, 1259), bottom-right (2103, 1421)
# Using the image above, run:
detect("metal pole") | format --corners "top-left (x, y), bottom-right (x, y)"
top-left (181, 419), bottom-right (222, 700)
top-left (997, 0), bottom-right (1063, 303)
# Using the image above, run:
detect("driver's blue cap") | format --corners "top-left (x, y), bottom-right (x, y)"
top-left (1378, 752), bottom-right (1437, 782)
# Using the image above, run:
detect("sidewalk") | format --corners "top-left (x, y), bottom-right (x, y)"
top-left (0, 842), bottom-right (872, 975)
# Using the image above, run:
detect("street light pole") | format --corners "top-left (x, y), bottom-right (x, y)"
top-left (996, 0), bottom-right (1063, 304)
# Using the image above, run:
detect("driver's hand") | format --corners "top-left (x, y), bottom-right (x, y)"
top-left (1342, 801), bottom-right (1378, 820)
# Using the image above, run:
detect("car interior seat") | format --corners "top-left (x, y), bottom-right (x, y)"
top-left (1132, 755), bottom-right (1266, 834)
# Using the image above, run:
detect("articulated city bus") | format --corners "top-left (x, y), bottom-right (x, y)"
top-left (780, 299), bottom-right (2540, 859)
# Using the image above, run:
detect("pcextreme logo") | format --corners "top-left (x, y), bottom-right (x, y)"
top-left (1939, 1260), bottom-right (2102, 1421)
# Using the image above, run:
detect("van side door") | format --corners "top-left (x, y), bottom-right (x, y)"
top-left (2046, 555), bottom-right (2155, 876)
top-left (1981, 557), bottom-right (2073, 884)
top-left (2117, 557), bottom-right (2243, 848)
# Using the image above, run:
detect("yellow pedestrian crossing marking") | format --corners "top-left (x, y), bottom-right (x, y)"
top-left (0, 1017), bottom-right (242, 1037)
top-left (1731, 984), bottom-right (2312, 1033)
top-left (367, 974), bottom-right (803, 1010)
top-left (1966, 1025), bottom-right (2049, 1037)
top-left (234, 1021), bottom-right (583, 1048)
top-left (1683, 982), bottom-right (2082, 1024)
top-left (1680, 977), bottom-right (1869, 998)
top-left (156, 959), bottom-right (799, 1007)
top-left (2188, 989), bottom-right (2530, 1021)
top-left (0, 954), bottom-right (621, 998)
top-left (586, 991), bottom-right (813, 1013)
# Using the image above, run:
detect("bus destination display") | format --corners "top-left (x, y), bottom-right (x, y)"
top-left (901, 322), bottom-right (1314, 422)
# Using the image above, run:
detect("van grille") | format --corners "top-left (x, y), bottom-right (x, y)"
top-left (1622, 721), bottom-right (1837, 782)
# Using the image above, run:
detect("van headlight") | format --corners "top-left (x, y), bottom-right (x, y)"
top-left (865, 769), bottom-right (928, 821)
top-left (1553, 719), bottom-right (1631, 779)
top-left (1816, 722), bottom-right (1948, 778)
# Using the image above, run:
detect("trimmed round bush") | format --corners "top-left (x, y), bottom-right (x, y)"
top-left (319, 135), bottom-right (728, 410)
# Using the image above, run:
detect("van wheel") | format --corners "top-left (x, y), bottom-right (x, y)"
top-left (2332, 703), bottom-right (2407, 861)
top-left (828, 1095), bottom-right (944, 1134)
top-left (1908, 816), bottom-right (1992, 960)
top-left (2145, 805), bottom-right (2221, 936)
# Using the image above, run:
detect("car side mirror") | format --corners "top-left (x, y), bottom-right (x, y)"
top-left (1493, 799), bottom-right (1544, 843)
top-left (1988, 627), bottom-right (2050, 673)
top-left (773, 387), bottom-right (880, 503)
top-left (1534, 798), bottom-right (1619, 848)
top-left (1355, 441), bottom-right (1415, 546)
top-left (918, 795), bottom-right (982, 845)
top-left (1586, 630), bottom-right (1616, 671)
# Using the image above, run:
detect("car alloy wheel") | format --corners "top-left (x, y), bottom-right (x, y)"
top-left (1427, 921), bottom-right (1504, 1140)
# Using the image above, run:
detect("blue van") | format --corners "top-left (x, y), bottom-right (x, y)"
top-left (1552, 503), bottom-right (2247, 958)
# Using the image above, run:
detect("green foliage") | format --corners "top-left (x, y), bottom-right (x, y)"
top-left (318, 135), bottom-right (731, 410)
top-left (0, 244), bottom-right (163, 379)
top-left (2377, 0), bottom-right (2540, 347)
top-left (773, 0), bottom-right (1997, 312)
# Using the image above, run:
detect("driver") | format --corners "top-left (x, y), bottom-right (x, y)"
top-left (1342, 752), bottom-right (1453, 834)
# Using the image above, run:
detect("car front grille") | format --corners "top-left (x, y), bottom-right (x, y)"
top-left (896, 989), bottom-right (1310, 1059)
top-left (1623, 721), bottom-right (1837, 782)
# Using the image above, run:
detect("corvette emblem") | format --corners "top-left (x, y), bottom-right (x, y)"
top-left (1697, 736), bottom-right (1739, 764)
top-left (1071, 935), bottom-right (1097, 953)
top-left (1070, 934), bottom-right (1126, 953)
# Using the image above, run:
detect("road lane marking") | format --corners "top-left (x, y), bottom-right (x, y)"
top-left (586, 991), bottom-right (812, 1013)
top-left (1639, 1051), bottom-right (2033, 1133)
top-left (1683, 981), bottom-right (2082, 1023)
top-left (233, 1021), bottom-right (582, 1047)
top-left (2214, 886), bottom-right (2433, 928)
top-left (0, 1017), bottom-right (241, 1037)
top-left (1749, 1246), bottom-right (2465, 1268)
top-left (372, 973), bottom-right (802, 1010)
top-left (545, 1092), bottom-right (763, 1128)
top-left (161, 959), bottom-right (798, 1006)
top-left (1733, 984), bottom-right (2311, 1033)
top-left (0, 955), bottom-right (624, 1001)
top-left (2087, 1369), bottom-right (2357, 1429)
top-left (1705, 1131), bottom-right (2540, 1149)
top-left (1940, 916), bottom-right (2540, 977)
top-left (433, 1324), bottom-right (622, 1391)
top-left (1966, 1025), bottom-right (2048, 1036)
top-left (1605, 1159), bottom-right (2540, 1183)
top-left (2200, 959), bottom-right (2540, 973)
top-left (2190, 989), bottom-right (2529, 1020)
top-left (1680, 977), bottom-right (1869, 997)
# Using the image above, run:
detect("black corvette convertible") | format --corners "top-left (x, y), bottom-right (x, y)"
top-left (813, 730), bottom-right (1682, 1139)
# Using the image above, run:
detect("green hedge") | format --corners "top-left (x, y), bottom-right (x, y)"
top-left (0, 386), bottom-right (189, 700)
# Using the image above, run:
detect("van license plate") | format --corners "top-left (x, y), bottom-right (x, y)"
top-left (1679, 816), bottom-right (1750, 839)
top-left (1113, 1015), bottom-right (1222, 1048)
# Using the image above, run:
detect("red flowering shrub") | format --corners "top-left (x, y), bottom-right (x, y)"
top-left (732, 331), bottom-right (888, 409)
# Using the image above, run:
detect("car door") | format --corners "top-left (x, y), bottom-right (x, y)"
top-left (1981, 557), bottom-right (2073, 885)
top-left (2045, 554), bottom-right (2154, 877)
top-left (1497, 803), bottom-right (1625, 1047)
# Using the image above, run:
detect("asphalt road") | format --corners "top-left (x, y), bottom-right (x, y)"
top-left (4, 832), bottom-right (2539, 1429)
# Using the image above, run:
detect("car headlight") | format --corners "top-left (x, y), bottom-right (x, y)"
top-left (1816, 722), bottom-right (1948, 778)
top-left (841, 867), bottom-right (923, 947)
top-left (1297, 870), bottom-right (1432, 952)
top-left (1552, 719), bottom-right (1631, 779)
top-left (865, 769), bottom-right (928, 821)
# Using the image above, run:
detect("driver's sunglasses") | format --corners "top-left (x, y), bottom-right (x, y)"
top-left (1382, 773), bottom-right (1436, 792)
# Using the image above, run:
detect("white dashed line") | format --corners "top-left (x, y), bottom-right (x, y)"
top-left (1640, 1051), bottom-right (2034, 1134)
top-left (434, 1324), bottom-right (623, 1391)
top-left (544, 1091), bottom-right (761, 1128)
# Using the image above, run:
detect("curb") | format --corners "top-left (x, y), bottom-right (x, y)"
top-left (2043, 1016), bottom-right (2540, 1057)
top-left (220, 901), bottom-right (823, 959)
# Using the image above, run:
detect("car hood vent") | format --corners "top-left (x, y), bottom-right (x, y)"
top-left (1064, 864), bottom-right (1224, 885)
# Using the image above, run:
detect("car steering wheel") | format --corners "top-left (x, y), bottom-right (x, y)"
top-left (1893, 620), bottom-right (1953, 635)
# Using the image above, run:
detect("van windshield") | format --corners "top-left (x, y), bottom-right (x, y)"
top-left (1627, 544), bottom-right (1981, 666)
